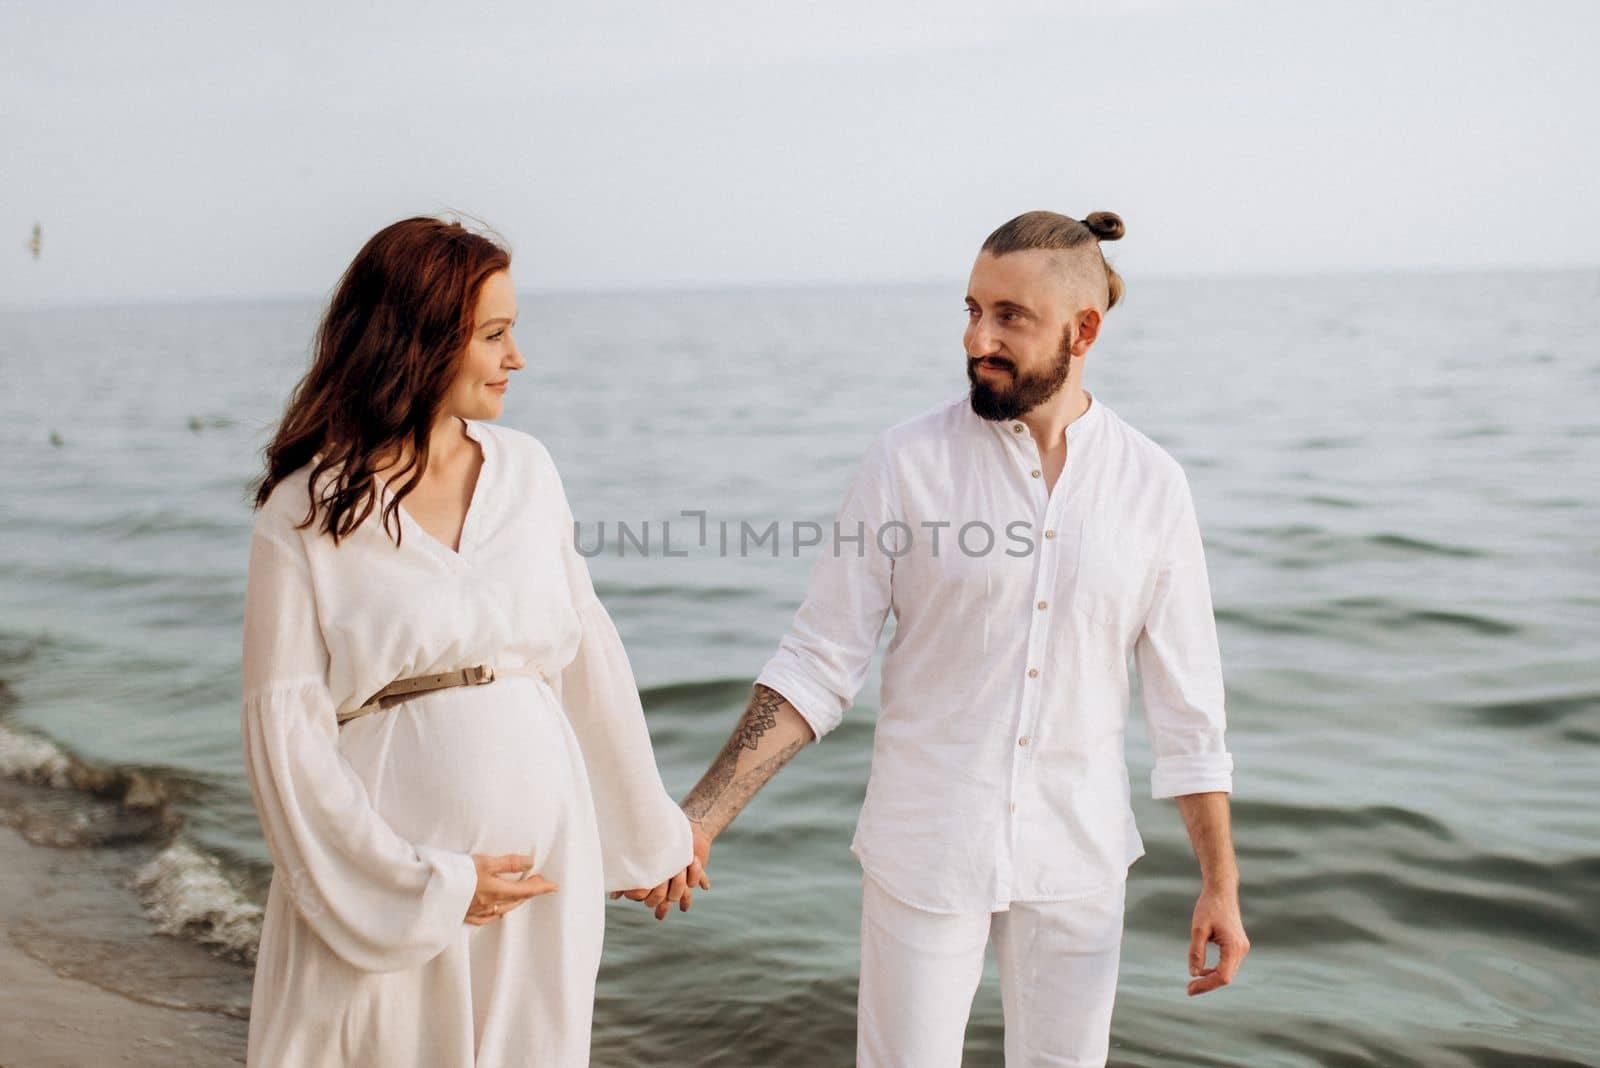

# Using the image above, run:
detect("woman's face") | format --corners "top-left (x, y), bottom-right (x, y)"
top-left (445, 269), bottom-right (523, 421)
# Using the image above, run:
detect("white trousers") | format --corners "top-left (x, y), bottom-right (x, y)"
top-left (857, 873), bottom-right (1127, 1068)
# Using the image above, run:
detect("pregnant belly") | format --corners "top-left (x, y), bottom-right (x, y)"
top-left (337, 676), bottom-right (591, 862)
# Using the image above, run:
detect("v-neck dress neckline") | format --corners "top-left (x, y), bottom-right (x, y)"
top-left (374, 416), bottom-right (491, 565)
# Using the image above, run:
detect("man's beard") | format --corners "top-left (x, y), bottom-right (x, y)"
top-left (967, 326), bottom-right (1073, 422)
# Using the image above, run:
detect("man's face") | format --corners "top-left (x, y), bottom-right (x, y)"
top-left (963, 250), bottom-right (1075, 422)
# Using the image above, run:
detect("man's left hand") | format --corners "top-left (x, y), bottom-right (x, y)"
top-left (1186, 886), bottom-right (1249, 996)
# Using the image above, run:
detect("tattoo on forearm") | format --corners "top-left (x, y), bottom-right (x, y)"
top-left (682, 684), bottom-right (805, 836)
top-left (733, 686), bottom-right (781, 751)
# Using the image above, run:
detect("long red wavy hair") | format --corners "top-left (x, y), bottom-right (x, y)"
top-left (249, 216), bottom-right (510, 548)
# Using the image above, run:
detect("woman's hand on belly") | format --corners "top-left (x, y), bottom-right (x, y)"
top-left (465, 853), bottom-right (558, 926)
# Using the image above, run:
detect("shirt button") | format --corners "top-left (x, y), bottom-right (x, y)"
top-left (1010, 802), bottom-right (1018, 813)
top-left (1018, 736), bottom-right (1031, 747)
top-left (1044, 529), bottom-right (1056, 539)
top-left (1012, 423), bottom-right (1024, 433)
top-left (1027, 668), bottom-right (1039, 678)
top-left (1036, 600), bottom-right (1048, 610)
top-left (1030, 469), bottom-right (1041, 478)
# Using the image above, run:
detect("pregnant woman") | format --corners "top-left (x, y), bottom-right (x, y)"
top-left (239, 216), bottom-right (696, 1065)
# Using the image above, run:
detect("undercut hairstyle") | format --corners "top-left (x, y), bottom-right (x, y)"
top-left (981, 210), bottom-right (1126, 313)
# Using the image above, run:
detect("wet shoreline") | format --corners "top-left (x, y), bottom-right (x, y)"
top-left (0, 820), bottom-right (249, 1066)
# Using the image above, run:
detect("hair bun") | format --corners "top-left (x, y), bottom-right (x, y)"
top-left (1081, 211), bottom-right (1125, 241)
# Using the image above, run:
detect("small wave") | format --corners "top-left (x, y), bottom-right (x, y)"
top-left (1390, 608), bottom-right (1519, 637)
top-left (1242, 599), bottom-right (1519, 640)
top-left (1444, 424), bottom-right (1511, 439)
top-left (1233, 526), bottom-right (1488, 564)
top-left (0, 630), bottom-right (55, 671)
top-left (1235, 799), bottom-right (1456, 841)
top-left (1243, 522), bottom-right (1325, 541)
top-left (1444, 1044), bottom-right (1592, 1068)
top-left (1327, 595), bottom-right (1387, 610)
top-left (9, 561), bottom-right (241, 595)
top-left (642, 676), bottom-right (755, 710)
top-left (1, 560), bottom-right (164, 592)
top-left (1367, 532), bottom-right (1486, 559)
top-left (0, 721), bottom-right (176, 808)
top-left (1247, 860), bottom-right (1600, 956)
top-left (1213, 607), bottom-right (1321, 636)
top-left (0, 509), bottom-right (240, 541)
top-left (1467, 691), bottom-right (1599, 729)
top-left (0, 719), bottom-right (262, 965)
top-left (0, 722), bottom-right (73, 786)
top-left (131, 839), bottom-right (263, 963)
top-left (1135, 889), bottom-right (1385, 946)
top-left (0, 721), bottom-right (181, 845)
top-left (1215, 786), bottom-right (1600, 956)
top-left (96, 510), bottom-right (240, 541)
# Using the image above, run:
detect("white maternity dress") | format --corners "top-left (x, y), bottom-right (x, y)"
top-left (239, 416), bottom-right (692, 1066)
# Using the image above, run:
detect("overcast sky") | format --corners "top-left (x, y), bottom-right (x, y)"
top-left (3, 0), bottom-right (1596, 305)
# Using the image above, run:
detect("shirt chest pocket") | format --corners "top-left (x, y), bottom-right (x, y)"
top-left (1071, 519), bottom-right (1155, 628)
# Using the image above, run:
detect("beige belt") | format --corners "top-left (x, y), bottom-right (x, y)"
top-left (337, 664), bottom-right (549, 727)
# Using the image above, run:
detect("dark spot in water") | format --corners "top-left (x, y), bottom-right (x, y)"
top-left (1445, 425), bottom-right (1510, 439)
top-left (1331, 596), bottom-right (1389, 610)
top-left (1444, 1044), bottom-right (1593, 1068)
top-left (1368, 533), bottom-right (1485, 559)
top-left (1245, 523), bottom-right (1326, 541)
top-left (1394, 609), bottom-right (1518, 637)
top-left (1467, 692), bottom-right (1599, 729)
top-left (1305, 494), bottom-right (1361, 509)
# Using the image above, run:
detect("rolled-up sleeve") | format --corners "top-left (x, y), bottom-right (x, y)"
top-left (240, 526), bottom-right (479, 973)
top-left (756, 434), bottom-right (899, 741)
top-left (1133, 473), bottom-right (1235, 799)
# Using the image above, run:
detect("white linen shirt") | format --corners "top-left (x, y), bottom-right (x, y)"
top-left (757, 391), bottom-right (1234, 913)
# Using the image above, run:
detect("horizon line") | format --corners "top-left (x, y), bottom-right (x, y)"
top-left (3, 259), bottom-right (1596, 313)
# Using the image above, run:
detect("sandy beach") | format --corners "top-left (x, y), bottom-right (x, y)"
top-left (0, 823), bottom-right (248, 1067)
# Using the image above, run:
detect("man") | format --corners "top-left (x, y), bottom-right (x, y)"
top-left (626, 210), bottom-right (1249, 1066)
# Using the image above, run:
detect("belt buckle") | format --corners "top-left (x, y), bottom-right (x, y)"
top-left (465, 664), bottom-right (495, 685)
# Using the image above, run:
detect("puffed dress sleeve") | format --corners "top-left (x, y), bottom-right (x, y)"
top-left (539, 452), bottom-right (694, 894)
top-left (239, 516), bottom-right (480, 973)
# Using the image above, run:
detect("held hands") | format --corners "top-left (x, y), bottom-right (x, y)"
top-left (464, 853), bottom-right (558, 926)
top-left (610, 823), bottom-right (712, 921)
top-left (1186, 884), bottom-right (1250, 996)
